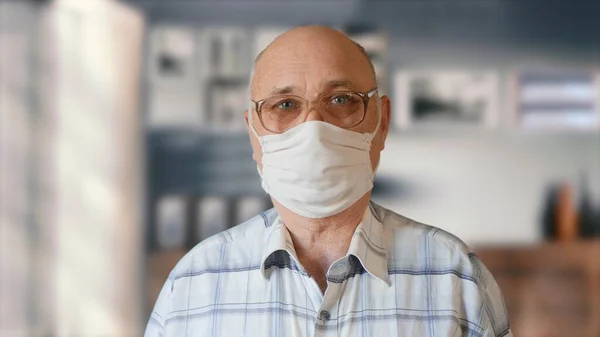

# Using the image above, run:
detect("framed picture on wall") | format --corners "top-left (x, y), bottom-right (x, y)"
top-left (509, 69), bottom-right (600, 131)
top-left (147, 25), bottom-right (203, 128)
top-left (149, 25), bottom-right (197, 84)
top-left (198, 27), bottom-right (249, 78)
top-left (148, 83), bottom-right (202, 127)
top-left (394, 70), bottom-right (499, 130)
top-left (205, 79), bottom-right (248, 131)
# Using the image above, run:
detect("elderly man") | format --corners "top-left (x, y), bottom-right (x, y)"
top-left (146, 26), bottom-right (512, 337)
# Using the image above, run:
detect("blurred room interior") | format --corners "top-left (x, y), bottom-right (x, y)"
top-left (0, 0), bottom-right (599, 336)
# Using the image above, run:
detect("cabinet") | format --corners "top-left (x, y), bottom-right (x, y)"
top-left (475, 240), bottom-right (600, 337)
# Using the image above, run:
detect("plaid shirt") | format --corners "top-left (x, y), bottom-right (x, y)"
top-left (146, 202), bottom-right (512, 337)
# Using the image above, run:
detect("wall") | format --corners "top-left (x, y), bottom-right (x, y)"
top-left (375, 132), bottom-right (600, 245)
top-left (131, 0), bottom-right (600, 245)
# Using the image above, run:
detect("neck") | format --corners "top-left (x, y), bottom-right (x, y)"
top-left (272, 194), bottom-right (371, 291)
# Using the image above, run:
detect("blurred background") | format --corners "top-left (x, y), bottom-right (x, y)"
top-left (1, 0), bottom-right (599, 336)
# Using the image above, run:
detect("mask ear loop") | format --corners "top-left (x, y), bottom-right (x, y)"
top-left (248, 104), bottom-right (267, 179)
top-left (248, 104), bottom-right (262, 140)
top-left (366, 97), bottom-right (382, 180)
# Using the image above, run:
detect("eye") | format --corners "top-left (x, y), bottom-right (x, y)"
top-left (277, 100), bottom-right (296, 110)
top-left (330, 95), bottom-right (349, 105)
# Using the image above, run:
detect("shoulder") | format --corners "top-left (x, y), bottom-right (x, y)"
top-left (372, 201), bottom-right (490, 286)
top-left (146, 209), bottom-right (279, 334)
top-left (166, 208), bottom-right (277, 285)
top-left (372, 202), bottom-right (511, 335)
top-left (371, 201), bottom-right (472, 259)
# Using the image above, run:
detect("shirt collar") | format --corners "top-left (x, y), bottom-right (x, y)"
top-left (347, 202), bottom-right (390, 285)
top-left (259, 217), bottom-right (301, 277)
top-left (260, 203), bottom-right (390, 285)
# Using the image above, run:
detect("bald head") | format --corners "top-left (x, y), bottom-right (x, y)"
top-left (253, 26), bottom-right (376, 83)
top-left (250, 26), bottom-right (377, 97)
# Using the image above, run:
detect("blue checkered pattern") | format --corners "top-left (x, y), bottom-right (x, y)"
top-left (145, 202), bottom-right (512, 337)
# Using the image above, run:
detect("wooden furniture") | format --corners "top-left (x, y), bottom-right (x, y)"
top-left (147, 241), bottom-right (600, 337)
top-left (147, 249), bottom-right (187, 314)
top-left (475, 240), bottom-right (600, 337)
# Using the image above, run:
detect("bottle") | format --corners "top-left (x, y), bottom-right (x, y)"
top-left (556, 182), bottom-right (578, 242)
top-left (540, 183), bottom-right (559, 240)
top-left (578, 172), bottom-right (597, 238)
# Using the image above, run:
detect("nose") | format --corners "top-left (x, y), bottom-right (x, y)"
top-left (304, 105), bottom-right (325, 122)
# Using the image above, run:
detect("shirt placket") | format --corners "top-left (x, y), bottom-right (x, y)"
top-left (313, 258), bottom-right (351, 337)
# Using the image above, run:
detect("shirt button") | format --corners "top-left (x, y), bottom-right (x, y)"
top-left (319, 310), bottom-right (331, 321)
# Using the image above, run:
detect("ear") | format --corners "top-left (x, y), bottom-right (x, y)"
top-left (244, 109), bottom-right (254, 141)
top-left (379, 95), bottom-right (391, 150)
top-left (244, 109), bottom-right (260, 163)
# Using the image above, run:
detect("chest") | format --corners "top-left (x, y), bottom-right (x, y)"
top-left (163, 268), bottom-right (479, 337)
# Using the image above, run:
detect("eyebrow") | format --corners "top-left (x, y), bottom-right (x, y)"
top-left (268, 86), bottom-right (298, 95)
top-left (323, 80), bottom-right (359, 90)
top-left (267, 79), bottom-right (360, 96)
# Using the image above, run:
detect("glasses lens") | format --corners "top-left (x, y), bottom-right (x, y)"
top-left (320, 92), bottom-right (366, 128)
top-left (257, 92), bottom-right (368, 133)
top-left (259, 95), bottom-right (304, 133)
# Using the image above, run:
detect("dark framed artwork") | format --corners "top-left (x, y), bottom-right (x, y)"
top-left (149, 25), bottom-right (197, 84)
top-left (394, 71), bottom-right (499, 130)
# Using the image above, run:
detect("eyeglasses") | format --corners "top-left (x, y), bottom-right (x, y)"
top-left (251, 88), bottom-right (378, 134)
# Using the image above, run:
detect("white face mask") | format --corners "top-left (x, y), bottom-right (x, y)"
top-left (249, 101), bottom-right (381, 219)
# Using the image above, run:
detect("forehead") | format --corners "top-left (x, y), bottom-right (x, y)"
top-left (251, 42), bottom-right (375, 98)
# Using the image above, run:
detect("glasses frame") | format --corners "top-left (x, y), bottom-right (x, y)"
top-left (251, 87), bottom-right (378, 133)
